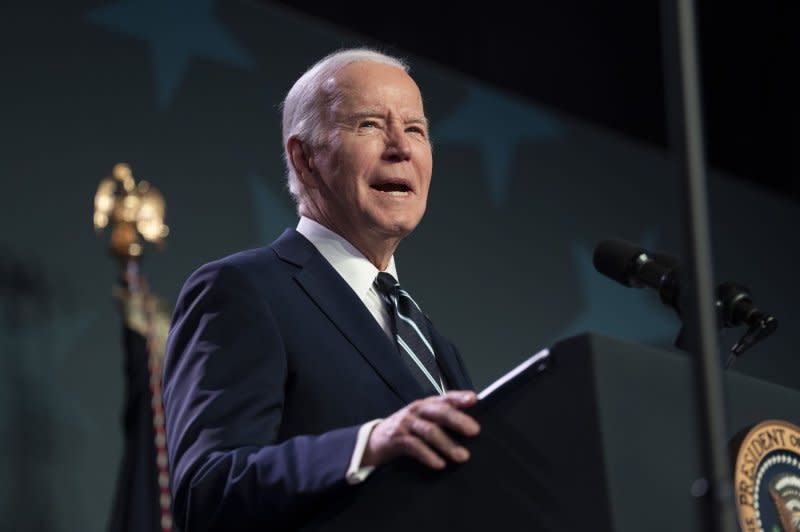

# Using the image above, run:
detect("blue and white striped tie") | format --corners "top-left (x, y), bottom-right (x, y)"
top-left (375, 272), bottom-right (444, 395)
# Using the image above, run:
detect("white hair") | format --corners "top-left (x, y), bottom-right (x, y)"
top-left (280, 48), bottom-right (410, 208)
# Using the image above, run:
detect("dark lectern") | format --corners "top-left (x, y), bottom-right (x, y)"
top-left (301, 333), bottom-right (800, 532)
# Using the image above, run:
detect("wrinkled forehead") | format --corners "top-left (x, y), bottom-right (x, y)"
top-left (320, 62), bottom-right (426, 119)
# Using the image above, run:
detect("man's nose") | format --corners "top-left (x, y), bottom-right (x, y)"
top-left (383, 122), bottom-right (412, 161)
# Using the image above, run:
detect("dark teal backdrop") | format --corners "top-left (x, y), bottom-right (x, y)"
top-left (1, 1), bottom-right (797, 530)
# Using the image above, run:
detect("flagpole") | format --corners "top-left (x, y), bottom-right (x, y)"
top-left (94, 163), bottom-right (174, 532)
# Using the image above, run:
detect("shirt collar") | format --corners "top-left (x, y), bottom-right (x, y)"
top-left (296, 216), bottom-right (398, 298)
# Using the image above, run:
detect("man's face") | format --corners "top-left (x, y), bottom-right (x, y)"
top-left (307, 61), bottom-right (433, 253)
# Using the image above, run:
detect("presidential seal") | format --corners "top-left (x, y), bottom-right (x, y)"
top-left (734, 420), bottom-right (800, 532)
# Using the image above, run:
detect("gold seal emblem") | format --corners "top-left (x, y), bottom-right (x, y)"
top-left (734, 419), bottom-right (800, 532)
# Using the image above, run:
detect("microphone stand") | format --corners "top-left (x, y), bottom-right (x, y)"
top-left (659, 1), bottom-right (737, 531)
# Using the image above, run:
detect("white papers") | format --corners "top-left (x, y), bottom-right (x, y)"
top-left (477, 348), bottom-right (551, 400)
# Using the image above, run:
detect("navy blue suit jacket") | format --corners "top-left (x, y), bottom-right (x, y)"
top-left (163, 229), bottom-right (473, 531)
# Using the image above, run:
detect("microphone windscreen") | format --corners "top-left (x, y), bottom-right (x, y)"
top-left (593, 238), bottom-right (644, 286)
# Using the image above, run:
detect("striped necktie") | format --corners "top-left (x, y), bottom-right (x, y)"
top-left (374, 272), bottom-right (445, 395)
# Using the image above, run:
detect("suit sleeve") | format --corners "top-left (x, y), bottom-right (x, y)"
top-left (162, 261), bottom-right (360, 531)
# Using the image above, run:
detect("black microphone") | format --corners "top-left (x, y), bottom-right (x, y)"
top-left (592, 238), bottom-right (777, 361)
top-left (592, 238), bottom-right (680, 313)
top-left (715, 282), bottom-right (778, 356)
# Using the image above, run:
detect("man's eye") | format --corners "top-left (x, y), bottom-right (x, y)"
top-left (359, 121), bottom-right (378, 128)
top-left (406, 126), bottom-right (425, 135)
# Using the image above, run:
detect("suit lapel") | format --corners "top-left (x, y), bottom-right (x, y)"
top-left (429, 323), bottom-right (473, 391)
top-left (273, 230), bottom-right (427, 404)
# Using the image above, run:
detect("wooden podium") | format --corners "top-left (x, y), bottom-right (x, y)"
top-left (301, 333), bottom-right (800, 532)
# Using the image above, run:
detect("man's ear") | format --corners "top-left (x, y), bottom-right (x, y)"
top-left (287, 137), bottom-right (317, 189)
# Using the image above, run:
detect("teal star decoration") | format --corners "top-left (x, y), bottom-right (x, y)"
top-left (434, 84), bottom-right (562, 205)
top-left (555, 234), bottom-right (678, 348)
top-left (85, 0), bottom-right (255, 109)
top-left (247, 174), bottom-right (297, 246)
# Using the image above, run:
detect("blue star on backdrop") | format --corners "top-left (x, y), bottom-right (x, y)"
top-left (247, 174), bottom-right (297, 246)
top-left (434, 84), bottom-right (562, 206)
top-left (85, 0), bottom-right (255, 109)
top-left (556, 235), bottom-right (678, 348)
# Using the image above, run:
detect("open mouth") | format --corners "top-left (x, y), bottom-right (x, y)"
top-left (371, 181), bottom-right (412, 196)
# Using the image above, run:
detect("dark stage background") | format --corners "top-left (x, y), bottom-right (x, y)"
top-left (1, 1), bottom-right (797, 530)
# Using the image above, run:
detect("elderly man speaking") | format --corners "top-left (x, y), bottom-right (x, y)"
top-left (163, 48), bottom-right (479, 532)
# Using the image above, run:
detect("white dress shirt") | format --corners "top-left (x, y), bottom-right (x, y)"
top-left (295, 216), bottom-right (394, 484)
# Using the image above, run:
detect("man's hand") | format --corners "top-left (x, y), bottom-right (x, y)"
top-left (361, 390), bottom-right (480, 469)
